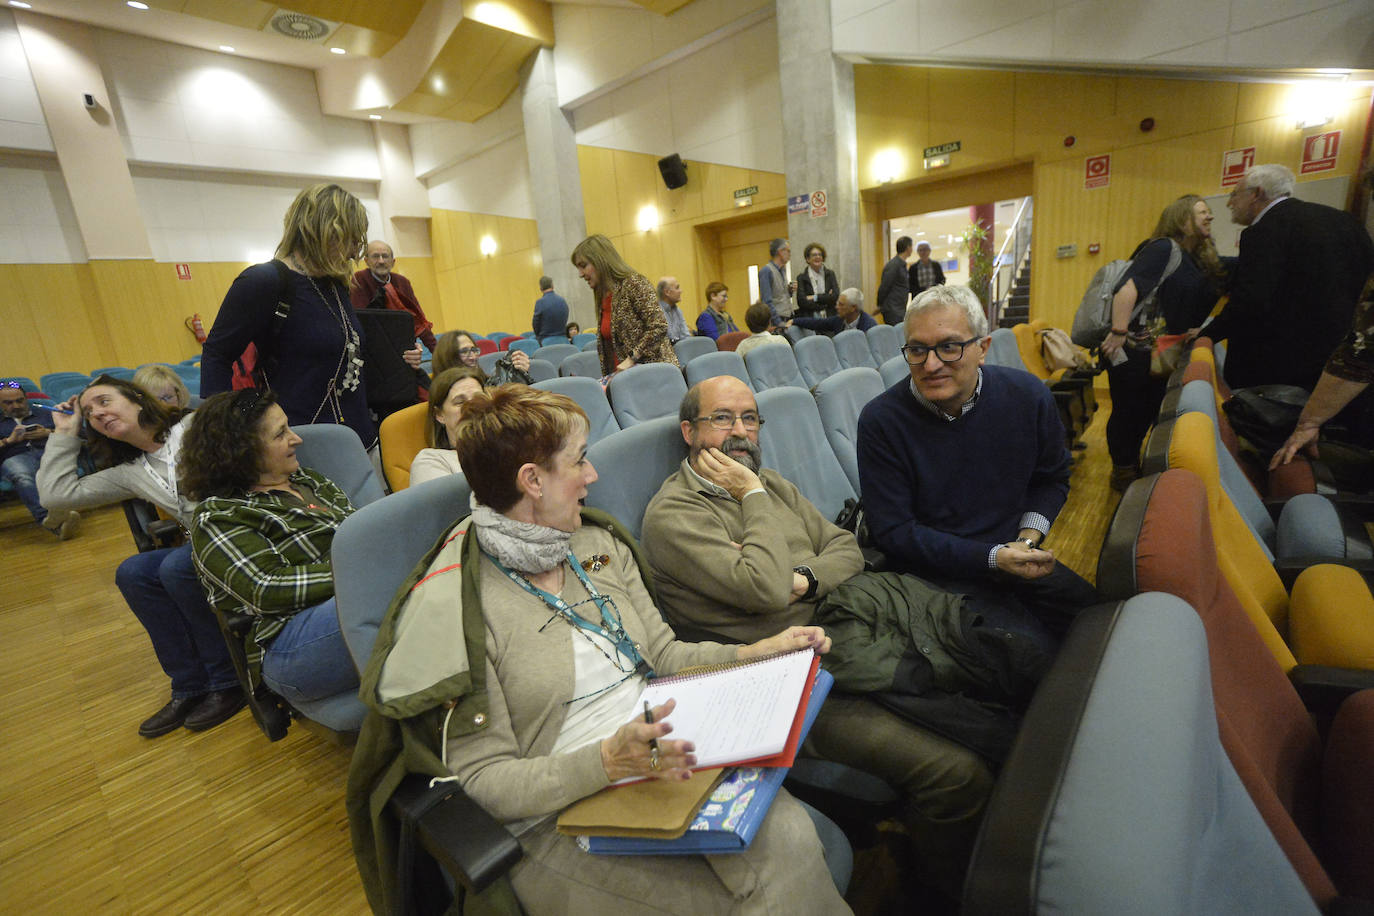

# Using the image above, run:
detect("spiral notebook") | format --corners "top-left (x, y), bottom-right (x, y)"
top-left (615, 648), bottom-right (820, 785)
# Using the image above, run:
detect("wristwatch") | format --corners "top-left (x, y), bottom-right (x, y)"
top-left (793, 565), bottom-right (818, 600)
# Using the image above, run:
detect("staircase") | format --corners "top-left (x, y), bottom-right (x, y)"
top-left (999, 257), bottom-right (1031, 328)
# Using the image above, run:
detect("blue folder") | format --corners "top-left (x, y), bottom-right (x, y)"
top-left (580, 668), bottom-right (833, 855)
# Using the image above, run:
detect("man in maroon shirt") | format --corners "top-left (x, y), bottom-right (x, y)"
top-left (350, 240), bottom-right (438, 352)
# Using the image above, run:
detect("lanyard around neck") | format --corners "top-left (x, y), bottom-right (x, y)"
top-left (486, 550), bottom-right (650, 675)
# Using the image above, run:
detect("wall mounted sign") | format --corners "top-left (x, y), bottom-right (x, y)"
top-left (1220, 147), bottom-right (1255, 188)
top-left (1301, 130), bottom-right (1340, 175)
top-left (175, 263), bottom-right (192, 280)
top-left (809, 189), bottom-right (828, 219)
top-left (1056, 244), bottom-right (1078, 259)
top-left (734, 185), bottom-right (758, 199)
top-left (924, 154), bottom-right (950, 170)
top-left (1084, 154), bottom-right (1110, 189)
top-left (788, 194), bottom-right (809, 215)
top-left (923, 141), bottom-right (961, 157)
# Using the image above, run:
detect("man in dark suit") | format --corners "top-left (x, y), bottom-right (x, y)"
top-left (907, 241), bottom-right (946, 297)
top-left (1202, 164), bottom-right (1374, 391)
top-left (875, 235), bottom-right (912, 326)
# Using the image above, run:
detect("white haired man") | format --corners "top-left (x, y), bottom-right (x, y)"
top-left (1204, 163), bottom-right (1373, 390)
top-left (786, 288), bottom-right (874, 335)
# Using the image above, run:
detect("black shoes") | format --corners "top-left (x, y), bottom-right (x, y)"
top-left (183, 687), bottom-right (247, 732)
top-left (139, 695), bottom-right (204, 738)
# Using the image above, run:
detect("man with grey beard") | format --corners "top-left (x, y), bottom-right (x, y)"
top-left (641, 374), bottom-right (863, 642)
top-left (640, 374), bottom-right (993, 902)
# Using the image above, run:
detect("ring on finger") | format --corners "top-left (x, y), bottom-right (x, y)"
top-left (649, 746), bottom-right (661, 771)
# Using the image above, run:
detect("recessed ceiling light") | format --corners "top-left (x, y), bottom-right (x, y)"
top-left (127, 1), bottom-right (149, 8)
top-left (219, 45), bottom-right (235, 53)
top-left (10, 1), bottom-right (34, 8)
top-left (329, 47), bottom-right (346, 55)
top-left (368, 115), bottom-right (382, 120)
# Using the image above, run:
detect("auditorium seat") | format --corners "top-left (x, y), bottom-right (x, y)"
top-left (832, 328), bottom-right (877, 371)
top-left (965, 594), bottom-right (1320, 915)
top-left (716, 330), bottom-right (748, 352)
top-left (525, 358), bottom-right (556, 383)
top-left (866, 324), bottom-right (900, 365)
top-left (1097, 469), bottom-right (1374, 906)
top-left (673, 336), bottom-right (716, 365)
top-left (584, 415), bottom-right (687, 539)
top-left (757, 386), bottom-right (855, 521)
top-left (605, 362), bottom-right (688, 427)
top-left (532, 376), bottom-right (620, 446)
top-left (814, 368), bottom-right (884, 495)
top-left (794, 335), bottom-right (842, 388)
top-left (559, 350), bottom-right (602, 379)
top-left (533, 343), bottom-right (577, 367)
top-left (878, 355), bottom-right (907, 388)
top-left (684, 351), bottom-right (751, 390)
top-left (744, 343), bottom-right (806, 391)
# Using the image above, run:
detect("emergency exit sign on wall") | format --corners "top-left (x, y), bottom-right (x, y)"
top-left (175, 263), bottom-right (192, 280)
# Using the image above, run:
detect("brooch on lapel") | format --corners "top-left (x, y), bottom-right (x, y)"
top-left (580, 554), bottom-right (610, 573)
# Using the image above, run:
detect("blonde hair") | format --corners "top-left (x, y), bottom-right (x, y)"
top-left (570, 234), bottom-right (640, 300)
top-left (276, 183), bottom-right (369, 286)
top-left (132, 365), bottom-right (190, 409)
top-left (1152, 195), bottom-right (1225, 283)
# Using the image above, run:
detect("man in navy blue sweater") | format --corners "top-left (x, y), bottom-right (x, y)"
top-left (857, 285), bottom-right (1097, 633)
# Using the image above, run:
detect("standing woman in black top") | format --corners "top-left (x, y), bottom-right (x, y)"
top-left (1099, 194), bottom-right (1229, 490)
top-left (795, 242), bottom-right (839, 320)
top-left (201, 184), bottom-right (416, 450)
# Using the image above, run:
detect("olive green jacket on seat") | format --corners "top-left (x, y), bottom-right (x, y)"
top-left (345, 508), bottom-right (659, 916)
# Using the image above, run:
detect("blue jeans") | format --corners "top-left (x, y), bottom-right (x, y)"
top-left (115, 545), bottom-right (239, 698)
top-left (2, 449), bottom-right (46, 523)
top-left (260, 598), bottom-right (359, 706)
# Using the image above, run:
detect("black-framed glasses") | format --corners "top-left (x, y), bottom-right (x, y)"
top-left (693, 411), bottom-right (764, 431)
top-left (902, 336), bottom-right (983, 365)
top-left (457, 346), bottom-right (481, 357)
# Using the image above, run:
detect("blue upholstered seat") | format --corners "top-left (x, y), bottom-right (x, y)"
top-left (744, 343), bottom-right (806, 391)
top-left (605, 362), bottom-right (688, 428)
top-left (794, 335), bottom-right (842, 388)
top-left (533, 376), bottom-right (620, 446)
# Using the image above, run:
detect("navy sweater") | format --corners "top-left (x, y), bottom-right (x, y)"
top-left (856, 365), bottom-right (1069, 579)
top-left (202, 262), bottom-right (376, 447)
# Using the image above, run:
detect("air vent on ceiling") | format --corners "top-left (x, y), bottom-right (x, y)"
top-left (266, 10), bottom-right (338, 42)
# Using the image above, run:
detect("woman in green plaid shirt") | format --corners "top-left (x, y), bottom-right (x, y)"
top-left (182, 389), bottom-right (360, 705)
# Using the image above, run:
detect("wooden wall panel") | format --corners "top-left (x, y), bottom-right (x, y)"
top-left (579, 146), bottom-right (623, 238)
top-left (428, 209), bottom-right (542, 336)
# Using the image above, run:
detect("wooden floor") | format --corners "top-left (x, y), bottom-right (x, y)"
top-left (0, 398), bottom-right (1118, 914)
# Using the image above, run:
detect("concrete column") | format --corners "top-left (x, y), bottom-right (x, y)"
top-left (15, 12), bottom-right (151, 259)
top-left (372, 121), bottom-right (432, 258)
top-left (520, 48), bottom-right (591, 325)
top-left (775, 0), bottom-right (860, 303)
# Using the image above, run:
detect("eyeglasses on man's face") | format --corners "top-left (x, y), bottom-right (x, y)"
top-left (693, 411), bottom-right (764, 431)
top-left (902, 336), bottom-right (983, 365)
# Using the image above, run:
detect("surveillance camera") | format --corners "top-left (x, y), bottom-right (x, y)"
top-left (83, 93), bottom-right (96, 109)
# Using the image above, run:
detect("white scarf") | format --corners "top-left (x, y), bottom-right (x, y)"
top-left (470, 496), bottom-right (571, 574)
top-left (807, 265), bottom-right (826, 294)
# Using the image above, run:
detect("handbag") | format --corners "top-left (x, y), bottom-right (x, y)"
top-left (1150, 333), bottom-right (1188, 377)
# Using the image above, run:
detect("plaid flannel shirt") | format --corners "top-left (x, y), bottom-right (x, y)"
top-left (191, 468), bottom-right (354, 681)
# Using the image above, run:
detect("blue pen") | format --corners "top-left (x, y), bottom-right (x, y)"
top-left (30, 403), bottom-right (74, 415)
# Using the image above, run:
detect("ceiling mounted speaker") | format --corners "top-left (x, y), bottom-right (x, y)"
top-left (267, 10), bottom-right (337, 42)
top-left (658, 154), bottom-right (688, 190)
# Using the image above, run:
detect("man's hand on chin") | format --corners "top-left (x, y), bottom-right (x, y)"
top-left (995, 544), bottom-right (1057, 580)
top-left (695, 448), bottom-right (762, 502)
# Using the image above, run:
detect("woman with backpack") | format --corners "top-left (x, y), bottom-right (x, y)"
top-left (1099, 195), bottom-right (1229, 490)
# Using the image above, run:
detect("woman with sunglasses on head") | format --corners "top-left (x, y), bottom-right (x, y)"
top-left (201, 183), bottom-right (421, 451)
top-left (180, 390), bottom-right (360, 709)
top-left (36, 376), bottom-right (244, 737)
top-left (351, 385), bottom-right (842, 913)
top-left (431, 330), bottom-right (531, 386)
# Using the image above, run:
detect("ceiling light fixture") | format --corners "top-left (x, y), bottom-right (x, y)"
top-left (368, 114), bottom-right (381, 120)
top-left (127, 1), bottom-right (149, 8)
top-left (330, 47), bottom-right (346, 55)
top-left (10, 1), bottom-right (34, 8)
top-left (219, 45), bottom-right (236, 53)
